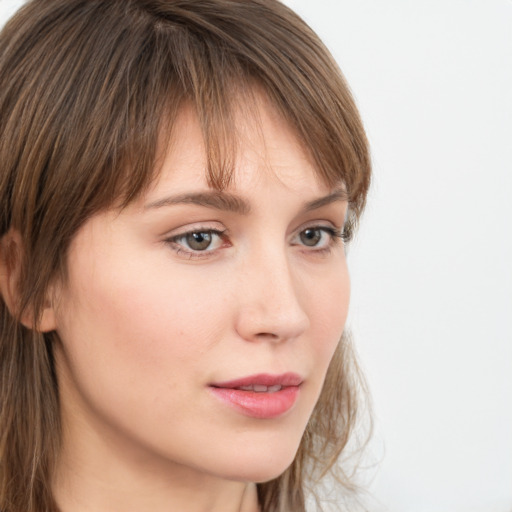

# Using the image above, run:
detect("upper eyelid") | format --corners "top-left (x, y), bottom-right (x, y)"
top-left (167, 221), bottom-right (338, 236)
top-left (292, 220), bottom-right (342, 235)
top-left (172, 224), bottom-right (341, 245)
top-left (291, 225), bottom-right (343, 241)
top-left (164, 220), bottom-right (342, 238)
top-left (170, 227), bottom-right (225, 237)
top-left (161, 222), bottom-right (226, 238)
top-left (167, 228), bottom-right (226, 245)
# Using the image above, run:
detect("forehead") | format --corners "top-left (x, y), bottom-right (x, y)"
top-left (144, 95), bottom-right (339, 204)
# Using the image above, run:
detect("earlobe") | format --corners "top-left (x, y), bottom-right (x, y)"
top-left (36, 290), bottom-right (58, 333)
top-left (36, 308), bottom-right (57, 333)
top-left (0, 229), bottom-right (57, 332)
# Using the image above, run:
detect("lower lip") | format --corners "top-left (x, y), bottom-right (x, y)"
top-left (209, 386), bottom-right (300, 419)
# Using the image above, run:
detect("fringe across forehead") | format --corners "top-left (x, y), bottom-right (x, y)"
top-left (1, 0), bottom-right (370, 233)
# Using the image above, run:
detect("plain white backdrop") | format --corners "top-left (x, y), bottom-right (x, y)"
top-left (1, 1), bottom-right (511, 511)
top-left (280, 1), bottom-right (512, 511)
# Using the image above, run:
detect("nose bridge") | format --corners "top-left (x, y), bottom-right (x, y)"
top-left (235, 242), bottom-right (309, 342)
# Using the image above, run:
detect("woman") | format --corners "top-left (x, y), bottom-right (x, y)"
top-left (0, 1), bottom-right (371, 511)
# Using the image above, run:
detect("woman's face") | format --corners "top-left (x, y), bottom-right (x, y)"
top-left (51, 98), bottom-right (350, 484)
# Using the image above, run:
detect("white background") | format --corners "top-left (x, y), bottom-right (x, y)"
top-left (280, 1), bottom-right (512, 511)
top-left (1, 1), bottom-right (511, 511)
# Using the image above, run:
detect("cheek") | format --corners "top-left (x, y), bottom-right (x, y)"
top-left (290, 260), bottom-right (349, 413)
top-left (57, 257), bottom-right (229, 380)
top-left (306, 262), bottom-right (350, 354)
top-left (53, 252), bottom-right (237, 461)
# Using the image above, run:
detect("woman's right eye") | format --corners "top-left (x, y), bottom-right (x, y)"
top-left (166, 229), bottom-right (227, 257)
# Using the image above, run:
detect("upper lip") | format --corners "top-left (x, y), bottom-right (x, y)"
top-left (210, 372), bottom-right (303, 389)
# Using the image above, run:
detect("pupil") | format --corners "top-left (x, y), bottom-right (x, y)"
top-left (187, 232), bottom-right (212, 250)
top-left (300, 228), bottom-right (321, 246)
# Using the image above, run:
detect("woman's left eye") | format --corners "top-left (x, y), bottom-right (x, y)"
top-left (292, 226), bottom-right (343, 250)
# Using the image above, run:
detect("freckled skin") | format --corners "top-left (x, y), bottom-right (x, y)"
top-left (51, 98), bottom-right (350, 512)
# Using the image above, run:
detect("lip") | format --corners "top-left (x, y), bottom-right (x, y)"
top-left (211, 372), bottom-right (303, 389)
top-left (209, 373), bottom-right (303, 419)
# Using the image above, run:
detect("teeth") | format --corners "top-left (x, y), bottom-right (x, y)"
top-left (236, 384), bottom-right (283, 392)
top-left (238, 385), bottom-right (259, 391)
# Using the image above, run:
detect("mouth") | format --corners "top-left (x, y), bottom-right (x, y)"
top-left (208, 373), bottom-right (303, 419)
top-left (229, 384), bottom-right (284, 392)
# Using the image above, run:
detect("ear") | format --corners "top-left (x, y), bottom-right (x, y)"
top-left (0, 229), bottom-right (57, 332)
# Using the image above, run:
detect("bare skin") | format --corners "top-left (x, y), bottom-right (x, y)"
top-left (48, 96), bottom-right (349, 511)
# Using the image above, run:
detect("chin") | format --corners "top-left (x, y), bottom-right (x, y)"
top-left (209, 436), bottom-right (302, 484)
top-left (221, 460), bottom-right (295, 484)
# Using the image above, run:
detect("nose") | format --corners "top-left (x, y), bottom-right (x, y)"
top-left (234, 249), bottom-right (310, 343)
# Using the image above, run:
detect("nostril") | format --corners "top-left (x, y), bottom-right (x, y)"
top-left (255, 332), bottom-right (279, 340)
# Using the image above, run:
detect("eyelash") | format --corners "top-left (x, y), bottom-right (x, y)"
top-left (166, 229), bottom-right (229, 259)
top-left (165, 225), bottom-right (345, 260)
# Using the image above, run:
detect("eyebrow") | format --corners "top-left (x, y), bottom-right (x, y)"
top-left (144, 188), bottom-right (347, 214)
top-left (145, 191), bottom-right (251, 214)
top-left (303, 189), bottom-right (348, 211)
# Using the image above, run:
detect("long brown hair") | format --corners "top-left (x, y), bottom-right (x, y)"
top-left (0, 1), bottom-right (371, 511)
